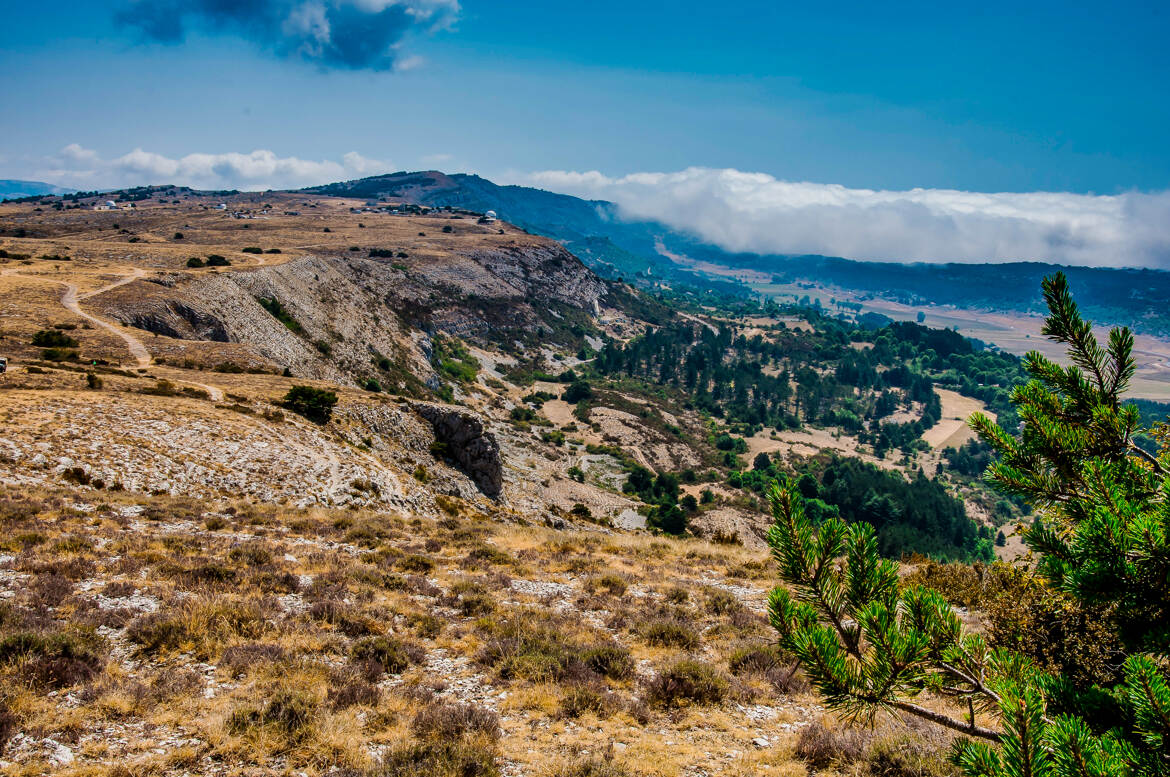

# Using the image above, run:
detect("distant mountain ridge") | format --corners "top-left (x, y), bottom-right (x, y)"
top-left (303, 171), bottom-right (1170, 337)
top-left (0, 179), bottom-right (76, 200)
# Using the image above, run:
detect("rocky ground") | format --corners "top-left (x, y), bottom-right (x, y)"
top-left (0, 483), bottom-right (836, 777)
top-left (0, 191), bottom-right (969, 776)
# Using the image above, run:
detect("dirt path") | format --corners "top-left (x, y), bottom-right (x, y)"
top-left (79, 268), bottom-right (147, 300)
top-left (61, 281), bottom-right (153, 369)
top-left (678, 311), bottom-right (718, 335)
top-left (3, 269), bottom-right (152, 369)
top-left (920, 389), bottom-right (992, 450)
top-left (5, 268), bottom-right (230, 401)
top-left (183, 380), bottom-right (225, 402)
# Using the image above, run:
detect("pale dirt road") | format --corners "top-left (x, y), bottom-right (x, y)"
top-left (6, 267), bottom-right (228, 401)
top-left (62, 280), bottom-right (152, 369)
top-left (920, 389), bottom-right (993, 450)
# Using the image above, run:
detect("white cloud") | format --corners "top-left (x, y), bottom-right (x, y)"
top-left (522, 167), bottom-right (1170, 269)
top-left (38, 145), bottom-right (392, 191)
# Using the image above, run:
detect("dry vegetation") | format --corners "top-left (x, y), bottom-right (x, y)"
top-left (0, 483), bottom-right (885, 777)
top-left (0, 191), bottom-right (971, 775)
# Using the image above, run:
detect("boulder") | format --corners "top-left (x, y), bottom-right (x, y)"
top-left (411, 403), bottom-right (503, 498)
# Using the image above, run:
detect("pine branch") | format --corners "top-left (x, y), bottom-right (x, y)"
top-left (888, 699), bottom-right (1002, 742)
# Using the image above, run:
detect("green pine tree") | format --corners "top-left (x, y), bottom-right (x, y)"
top-left (765, 273), bottom-right (1170, 776)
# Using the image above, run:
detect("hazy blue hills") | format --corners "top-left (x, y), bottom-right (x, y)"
top-left (0, 179), bottom-right (76, 200)
top-left (303, 171), bottom-right (1170, 336)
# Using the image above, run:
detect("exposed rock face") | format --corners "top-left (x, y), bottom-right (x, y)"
top-left (89, 237), bottom-right (608, 389)
top-left (411, 402), bottom-right (503, 498)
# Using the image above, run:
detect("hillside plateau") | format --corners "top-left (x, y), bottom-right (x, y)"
top-left (0, 185), bottom-right (1126, 776)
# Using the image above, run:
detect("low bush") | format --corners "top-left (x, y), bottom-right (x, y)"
top-left (376, 740), bottom-right (499, 777)
top-left (478, 611), bottom-right (593, 684)
top-left (579, 643), bottom-right (634, 680)
top-left (327, 665), bottom-right (381, 709)
top-left (705, 588), bottom-right (740, 615)
top-left (350, 635), bottom-right (421, 677)
top-left (227, 686), bottom-right (318, 744)
top-left (586, 573), bottom-right (628, 597)
top-left (219, 642), bottom-right (286, 677)
top-left (637, 618), bottom-right (699, 650)
top-left (0, 630), bottom-right (106, 689)
top-left (644, 660), bottom-right (727, 708)
top-left (126, 599), bottom-right (266, 659)
top-left (548, 756), bottom-right (635, 777)
top-left (794, 719), bottom-right (870, 769)
top-left (281, 385), bottom-right (338, 423)
top-left (31, 329), bottom-right (78, 348)
top-left (411, 702), bottom-right (500, 742)
top-left (559, 683), bottom-right (620, 719)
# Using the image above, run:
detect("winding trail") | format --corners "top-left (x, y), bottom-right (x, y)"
top-left (4, 267), bottom-right (226, 401)
top-left (63, 280), bottom-right (152, 369)
top-left (4, 268), bottom-right (151, 369)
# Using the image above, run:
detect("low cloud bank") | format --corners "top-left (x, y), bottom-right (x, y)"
top-left (116, 0), bottom-right (459, 71)
top-left (38, 145), bottom-right (391, 191)
top-left (525, 167), bottom-right (1170, 269)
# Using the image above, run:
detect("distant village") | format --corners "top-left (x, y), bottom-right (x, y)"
top-left (77, 189), bottom-right (498, 224)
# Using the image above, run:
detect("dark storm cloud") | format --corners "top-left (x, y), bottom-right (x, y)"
top-left (115, 0), bottom-right (459, 71)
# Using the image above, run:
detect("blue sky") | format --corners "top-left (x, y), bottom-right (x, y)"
top-left (3, 1), bottom-right (1170, 266)
top-left (3, 0), bottom-right (1167, 193)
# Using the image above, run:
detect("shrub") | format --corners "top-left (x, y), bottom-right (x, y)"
top-left (0, 701), bottom-right (15, 756)
top-left (281, 385), bottom-right (337, 423)
top-left (794, 719), bottom-right (870, 769)
top-left (327, 665), bottom-right (381, 709)
top-left (637, 618), bottom-right (699, 649)
top-left (458, 592), bottom-right (496, 617)
top-left (186, 257), bottom-right (204, 267)
top-left (411, 702), bottom-right (500, 742)
top-left (559, 683), bottom-right (620, 719)
top-left (220, 643), bottom-right (287, 678)
top-left (586, 573), bottom-right (627, 597)
top-left (32, 329), bottom-right (78, 348)
top-left (350, 635), bottom-right (419, 677)
top-left (0, 631), bottom-right (105, 689)
top-left (241, 246), bottom-right (262, 254)
top-left (227, 686), bottom-right (318, 744)
top-left (377, 741), bottom-right (499, 777)
top-left (562, 380), bottom-right (593, 404)
top-left (126, 599), bottom-right (265, 659)
top-left (205, 254), bottom-right (230, 266)
top-left (478, 612), bottom-right (590, 684)
top-left (228, 542), bottom-right (273, 566)
top-left (727, 643), bottom-right (784, 676)
top-left (256, 297), bottom-right (304, 334)
top-left (548, 756), bottom-right (635, 777)
top-left (705, 588), bottom-right (741, 616)
top-left (579, 644), bottom-right (634, 680)
top-left (398, 554), bottom-right (435, 573)
top-left (645, 660), bottom-right (728, 707)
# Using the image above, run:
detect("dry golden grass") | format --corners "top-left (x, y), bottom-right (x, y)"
top-left (0, 481), bottom-right (865, 776)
